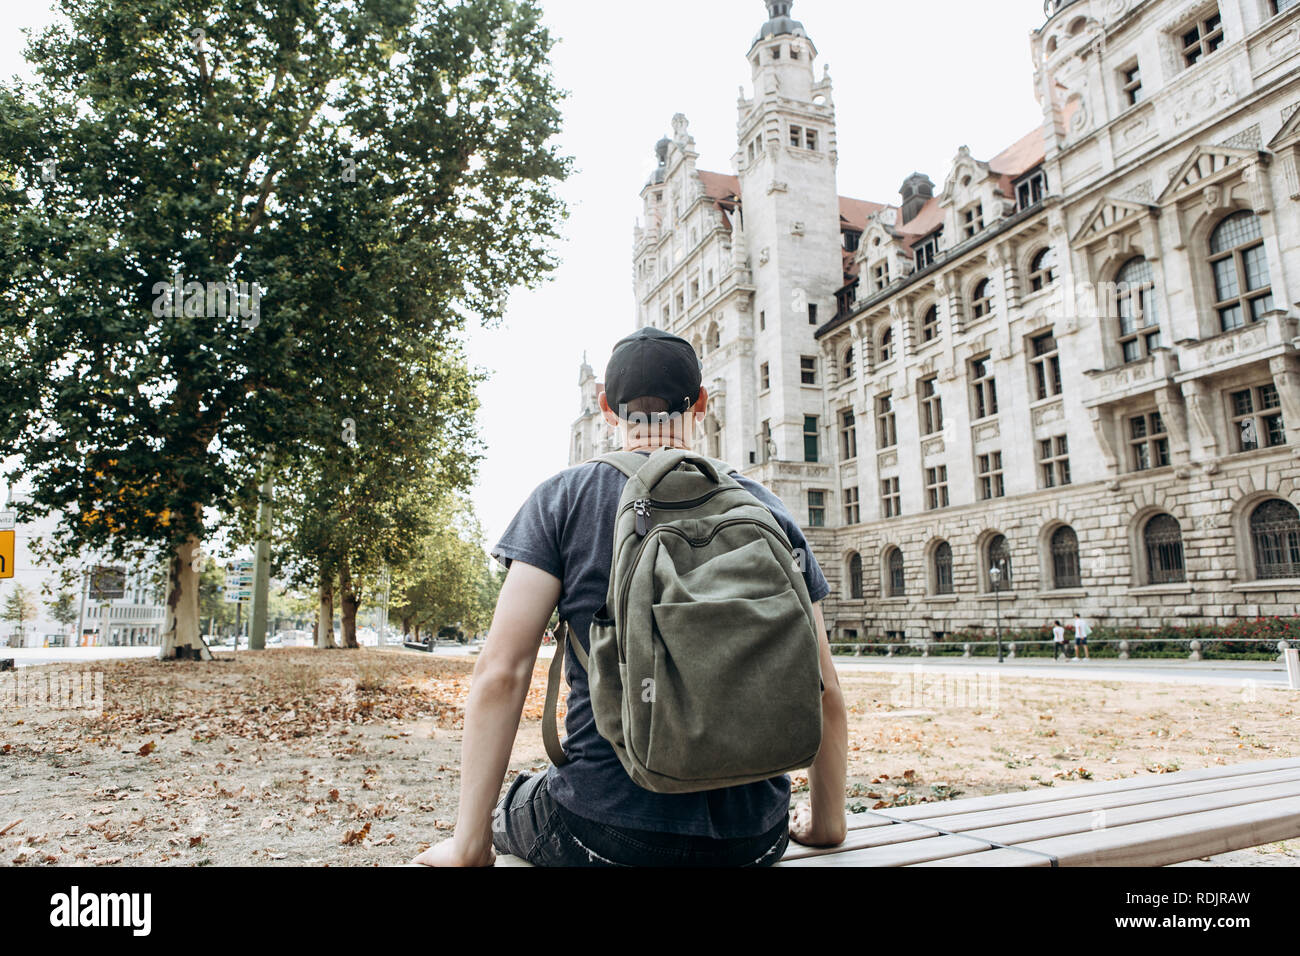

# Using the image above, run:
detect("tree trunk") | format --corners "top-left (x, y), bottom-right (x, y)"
top-left (315, 569), bottom-right (336, 649)
top-left (161, 535), bottom-right (212, 660)
top-left (338, 554), bottom-right (360, 649)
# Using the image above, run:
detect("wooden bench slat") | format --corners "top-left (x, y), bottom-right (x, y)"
top-left (847, 757), bottom-right (1300, 828)
top-left (781, 814), bottom-right (945, 860)
top-left (912, 794), bottom-right (1300, 867)
top-left (910, 767), bottom-right (1300, 834)
top-left (959, 778), bottom-right (1300, 848)
top-left (779, 832), bottom-right (996, 867)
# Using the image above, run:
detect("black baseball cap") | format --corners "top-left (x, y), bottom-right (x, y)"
top-left (604, 326), bottom-right (703, 418)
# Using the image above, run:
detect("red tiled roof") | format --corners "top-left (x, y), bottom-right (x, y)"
top-left (838, 196), bottom-right (887, 231)
top-left (698, 170), bottom-right (741, 204)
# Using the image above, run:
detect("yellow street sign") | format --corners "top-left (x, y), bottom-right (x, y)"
top-left (0, 530), bottom-right (13, 579)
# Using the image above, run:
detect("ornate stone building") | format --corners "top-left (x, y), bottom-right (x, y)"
top-left (572, 0), bottom-right (1300, 639)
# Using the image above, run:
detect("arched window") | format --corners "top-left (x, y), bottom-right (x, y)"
top-left (1051, 525), bottom-right (1081, 589)
top-left (988, 534), bottom-right (1012, 591)
top-left (848, 553), bottom-right (863, 599)
top-left (1029, 247), bottom-right (1058, 292)
top-left (1144, 513), bottom-right (1186, 584)
top-left (1249, 499), bottom-right (1300, 580)
top-left (971, 278), bottom-right (993, 319)
top-left (706, 321), bottom-right (721, 352)
top-left (933, 541), bottom-right (954, 595)
top-left (920, 305), bottom-right (940, 343)
top-left (886, 548), bottom-right (905, 597)
top-left (842, 345), bottom-right (855, 380)
top-left (1114, 256), bottom-right (1160, 363)
top-left (878, 325), bottom-right (894, 362)
top-left (1210, 211), bottom-right (1272, 331)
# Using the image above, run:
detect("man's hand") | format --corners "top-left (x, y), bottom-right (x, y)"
top-left (411, 835), bottom-right (495, 867)
top-left (788, 801), bottom-right (846, 849)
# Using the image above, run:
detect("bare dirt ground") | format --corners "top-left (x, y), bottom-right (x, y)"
top-left (0, 648), bottom-right (1296, 866)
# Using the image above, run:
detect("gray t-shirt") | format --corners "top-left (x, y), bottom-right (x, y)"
top-left (491, 452), bottom-right (830, 839)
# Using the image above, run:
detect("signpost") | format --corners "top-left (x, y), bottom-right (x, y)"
top-left (0, 510), bottom-right (14, 579)
top-left (225, 560), bottom-right (254, 648)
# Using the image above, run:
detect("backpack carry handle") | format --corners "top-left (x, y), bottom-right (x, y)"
top-left (633, 447), bottom-right (721, 491)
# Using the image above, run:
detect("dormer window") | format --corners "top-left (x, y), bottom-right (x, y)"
top-left (871, 261), bottom-right (890, 292)
top-left (843, 230), bottom-right (861, 253)
top-left (914, 231), bottom-right (941, 270)
top-left (962, 203), bottom-right (984, 239)
top-left (1015, 168), bottom-right (1047, 210)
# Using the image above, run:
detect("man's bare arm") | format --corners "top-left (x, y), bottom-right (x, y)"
top-left (412, 560), bottom-right (561, 866)
top-left (791, 601), bottom-right (848, 847)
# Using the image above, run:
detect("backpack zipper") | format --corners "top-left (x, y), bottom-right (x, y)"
top-left (619, 486), bottom-right (735, 536)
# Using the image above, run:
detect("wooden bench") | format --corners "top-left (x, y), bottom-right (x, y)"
top-left (495, 757), bottom-right (1300, 866)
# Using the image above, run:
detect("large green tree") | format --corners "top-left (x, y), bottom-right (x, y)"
top-left (0, 0), bottom-right (568, 659)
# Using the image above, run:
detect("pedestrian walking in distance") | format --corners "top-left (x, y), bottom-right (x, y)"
top-left (1052, 620), bottom-right (1066, 661)
top-left (1072, 611), bottom-right (1091, 660)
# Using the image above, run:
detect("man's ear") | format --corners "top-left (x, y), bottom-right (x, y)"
top-left (692, 386), bottom-right (708, 424)
top-left (598, 391), bottom-right (622, 428)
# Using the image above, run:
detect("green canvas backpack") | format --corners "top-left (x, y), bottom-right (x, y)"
top-left (542, 447), bottom-right (824, 794)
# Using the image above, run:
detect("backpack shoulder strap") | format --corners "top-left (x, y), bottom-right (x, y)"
top-left (591, 451), bottom-right (648, 479)
top-left (542, 620), bottom-right (588, 768)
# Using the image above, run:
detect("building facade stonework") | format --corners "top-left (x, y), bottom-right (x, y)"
top-left (572, 0), bottom-right (1300, 640)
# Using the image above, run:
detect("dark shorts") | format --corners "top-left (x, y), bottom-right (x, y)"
top-left (492, 771), bottom-right (790, 867)
top-left (1075, 636), bottom-right (1087, 645)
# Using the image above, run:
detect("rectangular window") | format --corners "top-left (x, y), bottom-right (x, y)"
top-left (675, 291), bottom-right (685, 314)
top-left (807, 490), bottom-right (825, 527)
top-left (881, 476), bottom-right (901, 518)
top-left (1015, 169), bottom-right (1047, 210)
top-left (1181, 10), bottom-right (1224, 69)
top-left (970, 356), bottom-right (999, 420)
top-left (662, 305), bottom-right (670, 324)
top-left (1039, 435), bottom-right (1071, 488)
top-left (962, 203), bottom-right (984, 239)
top-left (920, 376), bottom-right (943, 435)
top-left (839, 408), bottom-right (858, 461)
top-left (1129, 411), bottom-right (1169, 471)
top-left (842, 486), bottom-right (860, 525)
top-left (800, 355), bottom-right (817, 385)
top-left (925, 465), bottom-right (949, 511)
top-left (760, 361), bottom-right (770, 391)
top-left (760, 419), bottom-right (773, 463)
top-left (876, 394), bottom-right (897, 448)
top-left (914, 232), bottom-right (941, 270)
top-left (1030, 331), bottom-right (1063, 401)
top-left (808, 303), bottom-right (819, 326)
top-left (871, 261), bottom-right (889, 292)
top-left (706, 268), bottom-right (714, 289)
top-left (805, 128), bottom-right (818, 151)
top-left (1274, 0), bottom-right (1299, 13)
top-left (1230, 384), bottom-right (1287, 452)
top-left (1121, 62), bottom-right (1143, 105)
top-left (690, 278), bottom-right (699, 301)
top-left (789, 124), bottom-right (802, 148)
top-left (804, 415), bottom-right (819, 463)
top-left (759, 309), bottom-right (766, 331)
top-left (977, 451), bottom-right (1005, 500)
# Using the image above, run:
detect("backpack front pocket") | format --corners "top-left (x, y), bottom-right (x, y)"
top-left (644, 587), bottom-right (822, 782)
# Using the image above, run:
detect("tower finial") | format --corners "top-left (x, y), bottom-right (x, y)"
top-left (765, 0), bottom-right (793, 18)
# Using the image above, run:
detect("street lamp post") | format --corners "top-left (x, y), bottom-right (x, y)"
top-left (990, 565), bottom-right (1004, 663)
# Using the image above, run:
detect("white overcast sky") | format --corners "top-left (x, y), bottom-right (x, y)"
top-left (2, 0), bottom-right (1049, 549)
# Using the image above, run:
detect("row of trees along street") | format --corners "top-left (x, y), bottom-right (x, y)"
top-left (0, 0), bottom-right (570, 657)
